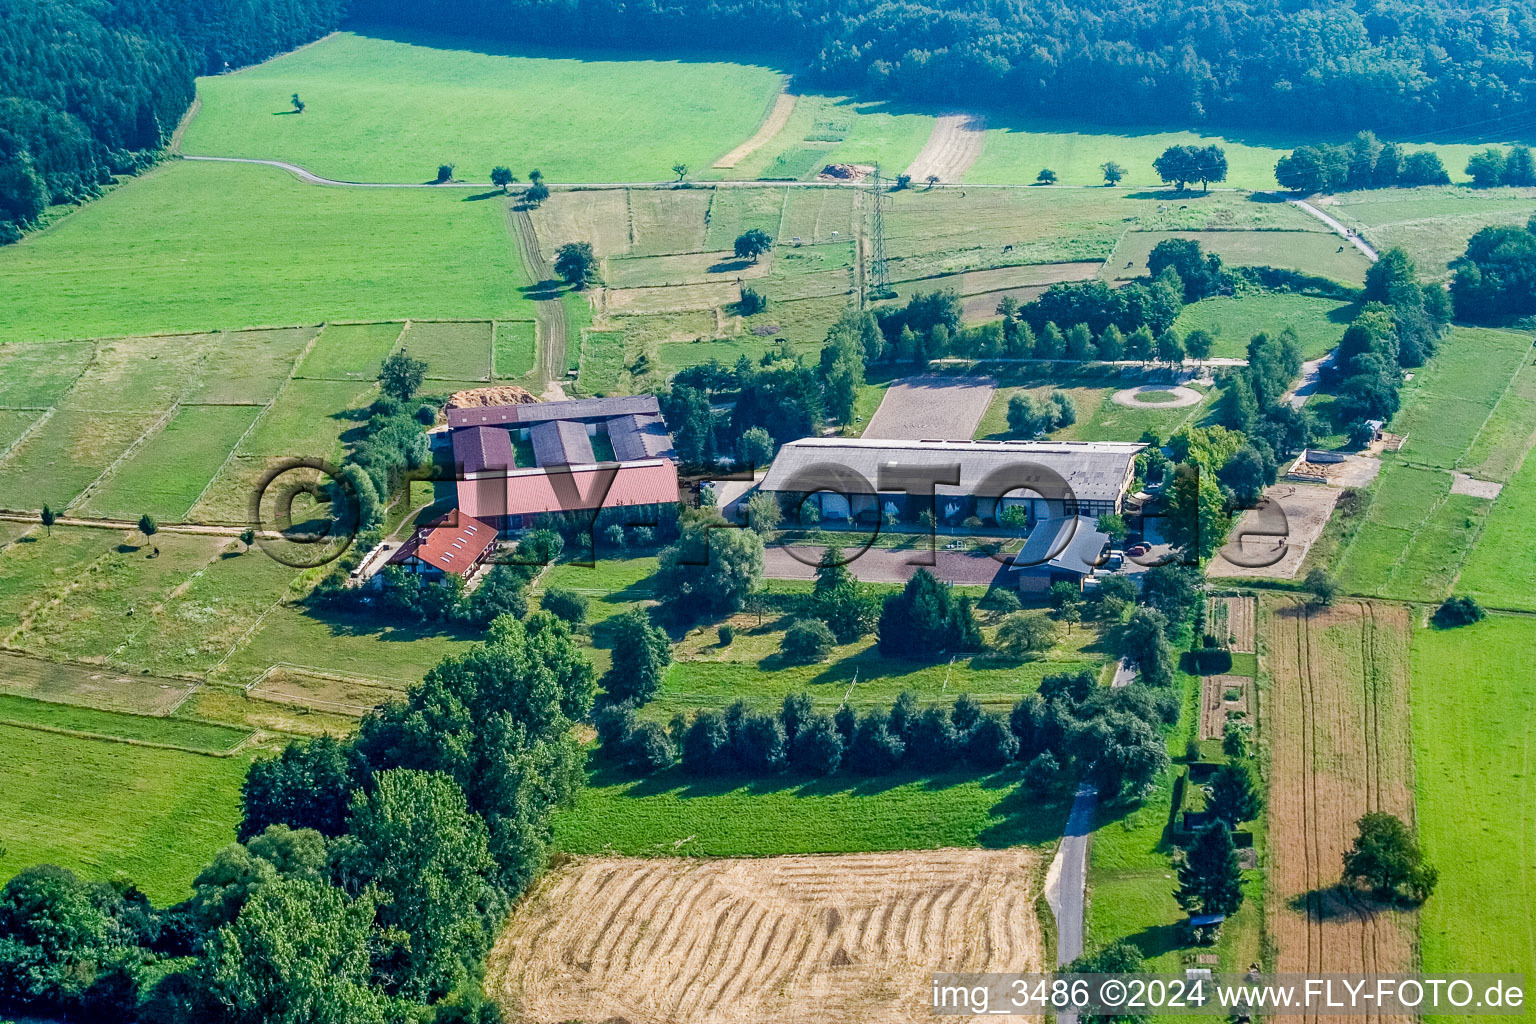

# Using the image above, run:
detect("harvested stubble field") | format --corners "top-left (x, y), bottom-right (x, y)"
top-left (489, 848), bottom-right (1044, 1024)
top-left (1263, 597), bottom-right (1417, 1020)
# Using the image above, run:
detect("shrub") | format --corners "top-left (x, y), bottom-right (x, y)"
top-left (627, 721), bottom-right (677, 772)
top-left (732, 712), bottom-right (787, 772)
top-left (791, 713), bottom-right (843, 774)
top-left (847, 713), bottom-right (905, 774)
top-left (997, 611), bottom-right (1057, 655)
top-left (1024, 750), bottom-right (1062, 793)
top-left (887, 690), bottom-right (919, 741)
top-left (905, 706), bottom-right (961, 770)
top-left (540, 587), bottom-right (588, 626)
top-left (1433, 595), bottom-right (1485, 628)
top-left (950, 693), bottom-right (983, 738)
top-left (718, 623), bottom-right (735, 646)
top-left (782, 619), bottom-right (835, 663)
top-left (978, 588), bottom-right (1022, 613)
top-left (682, 711), bottom-right (730, 775)
top-left (779, 692), bottom-right (813, 742)
top-left (966, 713), bottom-right (1020, 768)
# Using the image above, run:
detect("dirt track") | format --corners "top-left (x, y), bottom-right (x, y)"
top-left (904, 114), bottom-right (986, 183)
top-left (1263, 598), bottom-right (1417, 1024)
top-left (714, 91), bottom-right (797, 168)
top-left (489, 848), bottom-right (1044, 1024)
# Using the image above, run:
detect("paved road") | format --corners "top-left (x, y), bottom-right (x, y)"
top-left (1289, 198), bottom-right (1380, 262)
top-left (1046, 781), bottom-right (1100, 974)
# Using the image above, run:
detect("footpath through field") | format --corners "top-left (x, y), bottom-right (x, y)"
top-left (504, 205), bottom-right (569, 397)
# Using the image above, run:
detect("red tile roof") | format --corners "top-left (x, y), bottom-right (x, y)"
top-left (389, 513), bottom-right (497, 576)
top-left (457, 461), bottom-right (678, 520)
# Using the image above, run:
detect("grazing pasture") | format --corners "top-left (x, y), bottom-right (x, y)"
top-left (490, 848), bottom-right (1045, 1024)
top-left (0, 410), bottom-right (163, 512)
top-left (491, 319), bottom-right (537, 379)
top-left (1456, 451), bottom-right (1536, 612)
top-left (1173, 293), bottom-right (1356, 360)
top-left (0, 340), bottom-right (94, 406)
top-left (0, 723), bottom-right (252, 903)
top-left (1390, 326), bottom-right (1534, 474)
top-left (0, 652), bottom-right (196, 717)
top-left (296, 322), bottom-right (405, 380)
top-left (1411, 615), bottom-right (1536, 996)
top-left (969, 121), bottom-right (1289, 188)
top-left (184, 31), bottom-right (785, 183)
top-left (182, 327), bottom-right (317, 405)
top-left (1326, 186), bottom-right (1536, 278)
top-left (81, 404), bottom-right (263, 521)
top-left (0, 160), bottom-right (535, 343)
top-left (1263, 598), bottom-right (1418, 997)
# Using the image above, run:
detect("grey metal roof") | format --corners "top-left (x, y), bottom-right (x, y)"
top-left (758, 437), bottom-right (1145, 505)
top-left (608, 412), bottom-right (676, 461)
top-left (530, 419), bottom-right (595, 466)
top-left (1011, 516), bottom-right (1109, 576)
top-left (451, 425), bottom-right (515, 475)
top-left (447, 394), bottom-right (660, 429)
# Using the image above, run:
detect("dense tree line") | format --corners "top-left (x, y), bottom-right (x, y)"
top-left (0, 0), bottom-right (345, 241)
top-left (1450, 215), bottom-right (1536, 320)
top-left (1274, 132), bottom-right (1452, 194)
top-left (353, 0), bottom-right (1536, 137)
top-left (0, 613), bottom-right (594, 1021)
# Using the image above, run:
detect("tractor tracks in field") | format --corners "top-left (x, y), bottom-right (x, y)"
top-left (505, 204), bottom-right (570, 398)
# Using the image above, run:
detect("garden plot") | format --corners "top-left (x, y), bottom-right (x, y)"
top-left (1263, 599), bottom-right (1418, 1006)
top-left (604, 281), bottom-right (740, 314)
top-left (528, 189), bottom-right (633, 258)
top-left (605, 250), bottom-right (771, 289)
top-left (80, 404), bottom-right (263, 522)
top-left (181, 327), bottom-right (317, 405)
top-left (58, 333), bottom-right (218, 411)
top-left (0, 341), bottom-right (94, 407)
top-left (1207, 595), bottom-right (1256, 652)
top-left (863, 375), bottom-right (997, 439)
top-left (1199, 674), bottom-right (1252, 741)
top-left (489, 848), bottom-right (1044, 1024)
top-left (0, 652), bottom-right (196, 717)
top-left (0, 409), bottom-right (164, 512)
top-left (397, 320), bottom-right (493, 381)
top-left (295, 322), bottom-right (404, 380)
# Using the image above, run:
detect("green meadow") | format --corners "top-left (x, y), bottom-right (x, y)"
top-left (1411, 615), bottom-right (1536, 1010)
top-left (1173, 293), bottom-right (1356, 361)
top-left (0, 160), bottom-right (534, 343)
top-left (184, 31), bottom-right (784, 183)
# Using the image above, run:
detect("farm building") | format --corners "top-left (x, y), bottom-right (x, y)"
top-left (1010, 515), bottom-right (1111, 594)
top-left (756, 437), bottom-right (1145, 524)
top-left (448, 395), bottom-right (679, 531)
top-left (387, 513), bottom-right (497, 580)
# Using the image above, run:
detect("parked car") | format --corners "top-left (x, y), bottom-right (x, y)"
top-left (1126, 543), bottom-right (1149, 557)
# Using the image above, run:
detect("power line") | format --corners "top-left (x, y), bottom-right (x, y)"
top-left (865, 165), bottom-right (894, 302)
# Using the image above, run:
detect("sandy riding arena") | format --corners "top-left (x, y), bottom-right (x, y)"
top-left (489, 848), bottom-right (1045, 1024)
top-left (1110, 384), bottom-right (1202, 408)
top-left (904, 114), bottom-right (986, 184)
top-left (1263, 598), bottom-right (1418, 1024)
top-left (864, 374), bottom-right (997, 439)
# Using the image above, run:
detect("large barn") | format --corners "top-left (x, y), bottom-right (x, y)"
top-left (756, 437), bottom-right (1145, 525)
top-left (447, 395), bottom-right (679, 532)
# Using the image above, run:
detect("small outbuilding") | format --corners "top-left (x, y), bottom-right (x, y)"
top-left (1010, 515), bottom-right (1110, 594)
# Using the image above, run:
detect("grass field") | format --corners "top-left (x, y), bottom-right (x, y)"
top-left (1173, 293), bottom-right (1355, 360)
top-left (1456, 451), bottom-right (1536, 613)
top-left (182, 327), bottom-right (317, 405)
top-left (0, 694), bottom-right (249, 753)
top-left (1391, 326), bottom-right (1535, 474)
top-left (0, 723), bottom-right (252, 902)
top-left (976, 373), bottom-right (1215, 443)
top-left (1106, 229), bottom-right (1370, 285)
top-left (1328, 186), bottom-right (1536, 278)
top-left (492, 319), bottom-right (537, 379)
top-left (296, 322), bottom-right (404, 380)
top-left (731, 93), bottom-right (936, 182)
top-left (1410, 615), bottom-right (1536, 1013)
top-left (184, 31), bottom-right (785, 183)
top-left (0, 409), bottom-right (163, 512)
top-left (0, 160), bottom-right (535, 343)
top-left (1333, 464), bottom-right (1482, 603)
top-left (0, 340), bottom-right (94, 406)
top-left (555, 759), bottom-right (1061, 856)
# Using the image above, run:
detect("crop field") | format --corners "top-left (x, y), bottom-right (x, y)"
top-left (184, 31), bottom-right (785, 183)
top-left (1263, 598), bottom-right (1418, 999)
top-left (1106, 229), bottom-right (1371, 285)
top-left (1410, 615), bottom-right (1536, 999)
top-left (1173, 293), bottom-right (1356, 360)
top-left (1326, 186), bottom-right (1536, 277)
top-left (0, 722), bottom-right (253, 902)
top-left (490, 847), bottom-right (1045, 1024)
top-left (0, 160), bottom-right (535, 343)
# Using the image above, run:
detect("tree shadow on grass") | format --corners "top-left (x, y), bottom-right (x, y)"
top-left (461, 190), bottom-right (505, 202)
top-left (1119, 921), bottom-right (1190, 961)
top-left (302, 606), bottom-right (477, 645)
top-left (708, 257), bottom-right (754, 274)
top-left (519, 277), bottom-right (566, 302)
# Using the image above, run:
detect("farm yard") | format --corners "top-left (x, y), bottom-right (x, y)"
top-left (489, 848), bottom-right (1046, 1024)
top-left (1262, 598), bottom-right (1419, 999)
